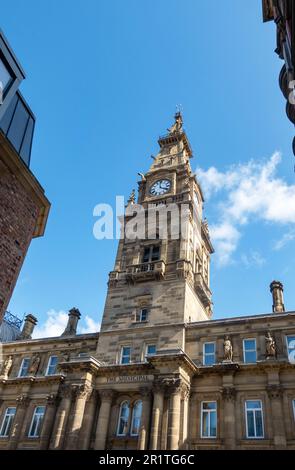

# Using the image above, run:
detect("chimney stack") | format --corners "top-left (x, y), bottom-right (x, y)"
top-left (20, 314), bottom-right (38, 339)
top-left (270, 281), bottom-right (285, 313)
top-left (61, 308), bottom-right (81, 337)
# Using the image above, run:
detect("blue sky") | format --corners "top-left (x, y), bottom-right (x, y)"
top-left (2, 0), bottom-right (295, 335)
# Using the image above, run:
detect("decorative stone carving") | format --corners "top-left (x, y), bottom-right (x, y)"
top-left (72, 383), bottom-right (92, 400)
top-left (223, 336), bottom-right (233, 362)
top-left (266, 384), bottom-right (283, 400)
top-left (1, 355), bottom-right (13, 379)
top-left (28, 355), bottom-right (41, 376)
top-left (139, 387), bottom-right (152, 399)
top-left (222, 387), bottom-right (236, 401)
top-left (99, 389), bottom-right (114, 402)
top-left (46, 394), bottom-right (60, 406)
top-left (265, 331), bottom-right (276, 359)
top-left (59, 383), bottom-right (73, 399)
top-left (16, 394), bottom-right (30, 407)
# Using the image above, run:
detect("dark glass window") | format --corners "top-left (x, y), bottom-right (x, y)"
top-left (0, 93), bottom-right (18, 133)
top-left (7, 99), bottom-right (29, 153)
top-left (19, 117), bottom-right (34, 166)
top-left (142, 246), bottom-right (160, 263)
top-left (0, 57), bottom-right (13, 94)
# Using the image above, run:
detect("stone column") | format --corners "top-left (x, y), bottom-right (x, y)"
top-left (94, 390), bottom-right (114, 450)
top-left (222, 387), bottom-right (236, 449)
top-left (65, 384), bottom-right (92, 450)
top-left (267, 385), bottom-right (287, 448)
top-left (150, 383), bottom-right (164, 450)
top-left (79, 390), bottom-right (98, 450)
top-left (49, 384), bottom-right (72, 449)
top-left (138, 388), bottom-right (152, 450)
top-left (8, 395), bottom-right (30, 449)
top-left (181, 386), bottom-right (190, 448)
top-left (167, 379), bottom-right (182, 450)
top-left (39, 394), bottom-right (59, 450)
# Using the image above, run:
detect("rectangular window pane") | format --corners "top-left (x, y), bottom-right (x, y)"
top-left (204, 343), bottom-right (215, 354)
top-left (244, 339), bottom-right (257, 363)
top-left (7, 99), bottom-right (29, 153)
top-left (204, 342), bottom-right (215, 365)
top-left (121, 347), bottom-right (131, 364)
top-left (29, 406), bottom-right (45, 438)
top-left (140, 309), bottom-right (148, 321)
top-left (287, 336), bottom-right (295, 362)
top-left (202, 411), bottom-right (209, 437)
top-left (151, 246), bottom-right (160, 261)
top-left (247, 410), bottom-right (255, 437)
top-left (210, 410), bottom-right (217, 437)
top-left (245, 350), bottom-right (257, 363)
top-left (19, 358), bottom-right (30, 377)
top-left (0, 58), bottom-right (12, 92)
top-left (203, 402), bottom-right (216, 410)
top-left (47, 356), bottom-right (58, 375)
top-left (255, 410), bottom-right (263, 437)
top-left (143, 248), bottom-right (150, 263)
top-left (201, 402), bottom-right (217, 438)
top-left (0, 407), bottom-right (16, 437)
top-left (146, 345), bottom-right (156, 356)
top-left (246, 401), bottom-right (261, 409)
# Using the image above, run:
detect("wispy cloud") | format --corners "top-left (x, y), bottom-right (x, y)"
top-left (273, 229), bottom-right (295, 251)
top-left (197, 152), bottom-right (295, 266)
top-left (241, 251), bottom-right (266, 268)
top-left (33, 309), bottom-right (100, 339)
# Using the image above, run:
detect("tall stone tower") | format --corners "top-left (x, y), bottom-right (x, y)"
top-left (97, 113), bottom-right (213, 364)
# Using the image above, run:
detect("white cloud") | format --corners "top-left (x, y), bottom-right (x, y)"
top-left (241, 251), bottom-right (266, 268)
top-left (80, 315), bottom-right (100, 334)
top-left (197, 152), bottom-right (295, 266)
top-left (33, 309), bottom-right (68, 339)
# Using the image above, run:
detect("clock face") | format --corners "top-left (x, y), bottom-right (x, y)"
top-left (149, 179), bottom-right (171, 196)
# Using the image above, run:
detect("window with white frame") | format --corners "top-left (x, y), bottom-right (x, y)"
top-left (28, 406), bottom-right (46, 438)
top-left (18, 358), bottom-right (30, 377)
top-left (286, 336), bottom-right (295, 363)
top-left (117, 401), bottom-right (130, 436)
top-left (203, 342), bottom-right (216, 366)
top-left (243, 339), bottom-right (257, 363)
top-left (142, 245), bottom-right (160, 263)
top-left (201, 401), bottom-right (217, 438)
top-left (0, 407), bottom-right (16, 438)
top-left (136, 308), bottom-right (148, 322)
top-left (130, 400), bottom-right (143, 436)
top-left (145, 344), bottom-right (156, 359)
top-left (245, 400), bottom-right (264, 439)
top-left (120, 346), bottom-right (131, 364)
top-left (46, 356), bottom-right (58, 376)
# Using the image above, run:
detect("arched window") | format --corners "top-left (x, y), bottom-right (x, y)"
top-left (117, 401), bottom-right (130, 436)
top-left (130, 400), bottom-right (142, 436)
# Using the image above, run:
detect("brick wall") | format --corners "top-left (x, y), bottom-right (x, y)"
top-left (0, 158), bottom-right (39, 320)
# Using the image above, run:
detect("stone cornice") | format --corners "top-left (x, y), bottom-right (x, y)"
top-left (1, 374), bottom-right (65, 386)
top-left (147, 349), bottom-right (199, 377)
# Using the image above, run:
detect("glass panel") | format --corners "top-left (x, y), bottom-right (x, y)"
top-left (147, 345), bottom-right (156, 355)
top-left (255, 410), bottom-right (263, 437)
top-left (47, 356), bottom-right (58, 375)
top-left (245, 350), bottom-right (257, 363)
top-left (247, 410), bottom-right (255, 437)
top-left (19, 117), bottom-right (34, 166)
top-left (203, 402), bottom-right (216, 411)
top-left (244, 339), bottom-right (256, 351)
top-left (204, 354), bottom-right (215, 366)
top-left (121, 347), bottom-right (131, 364)
top-left (143, 248), bottom-right (150, 263)
top-left (19, 358), bottom-right (30, 377)
top-left (7, 98), bottom-right (29, 153)
top-left (0, 93), bottom-right (18, 133)
top-left (151, 246), bottom-right (160, 261)
top-left (140, 309), bottom-right (148, 321)
top-left (131, 401), bottom-right (142, 435)
top-left (118, 402), bottom-right (129, 435)
top-left (210, 411), bottom-right (217, 437)
top-left (246, 401), bottom-right (261, 410)
top-left (0, 58), bottom-right (12, 92)
top-left (0, 408), bottom-right (16, 437)
top-left (202, 411), bottom-right (209, 437)
top-left (205, 343), bottom-right (215, 354)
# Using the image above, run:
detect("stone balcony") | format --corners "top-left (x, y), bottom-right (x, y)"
top-left (194, 272), bottom-right (212, 308)
top-left (126, 260), bottom-right (166, 283)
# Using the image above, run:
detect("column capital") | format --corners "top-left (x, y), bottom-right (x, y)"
top-left (59, 383), bottom-right (73, 399)
top-left (140, 387), bottom-right (152, 399)
top-left (222, 386), bottom-right (236, 402)
top-left (99, 389), bottom-right (114, 402)
top-left (46, 393), bottom-right (60, 406)
top-left (266, 384), bottom-right (283, 400)
top-left (72, 383), bottom-right (93, 400)
top-left (16, 394), bottom-right (30, 407)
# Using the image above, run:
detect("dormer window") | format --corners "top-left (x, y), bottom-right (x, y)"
top-left (0, 56), bottom-right (13, 98)
top-left (143, 245), bottom-right (160, 263)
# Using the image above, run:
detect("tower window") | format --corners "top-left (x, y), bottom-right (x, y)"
top-left (136, 308), bottom-right (148, 322)
top-left (0, 407), bottom-right (16, 438)
top-left (28, 406), bottom-right (46, 438)
top-left (120, 346), bottom-right (132, 364)
top-left (142, 245), bottom-right (160, 263)
top-left (18, 358), bottom-right (30, 377)
top-left (201, 401), bottom-right (217, 438)
top-left (243, 339), bottom-right (257, 363)
top-left (245, 400), bottom-right (264, 439)
top-left (203, 342), bottom-right (216, 366)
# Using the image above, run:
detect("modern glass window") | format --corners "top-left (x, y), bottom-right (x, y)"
top-left (18, 358), bottom-right (30, 377)
top-left (245, 400), bottom-right (264, 439)
top-left (131, 400), bottom-right (143, 436)
top-left (28, 406), bottom-right (46, 438)
top-left (142, 246), bottom-right (160, 263)
top-left (203, 342), bottom-right (216, 366)
top-left (136, 308), bottom-right (148, 322)
top-left (0, 57), bottom-right (13, 94)
top-left (243, 339), bottom-right (257, 363)
top-left (286, 336), bottom-right (295, 363)
top-left (201, 401), bottom-right (217, 438)
top-left (46, 356), bottom-right (58, 376)
top-left (117, 401), bottom-right (130, 436)
top-left (120, 346), bottom-right (131, 364)
top-left (146, 344), bottom-right (156, 358)
top-left (0, 407), bottom-right (16, 438)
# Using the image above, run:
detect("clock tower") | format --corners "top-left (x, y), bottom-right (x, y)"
top-left (96, 113), bottom-right (214, 364)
